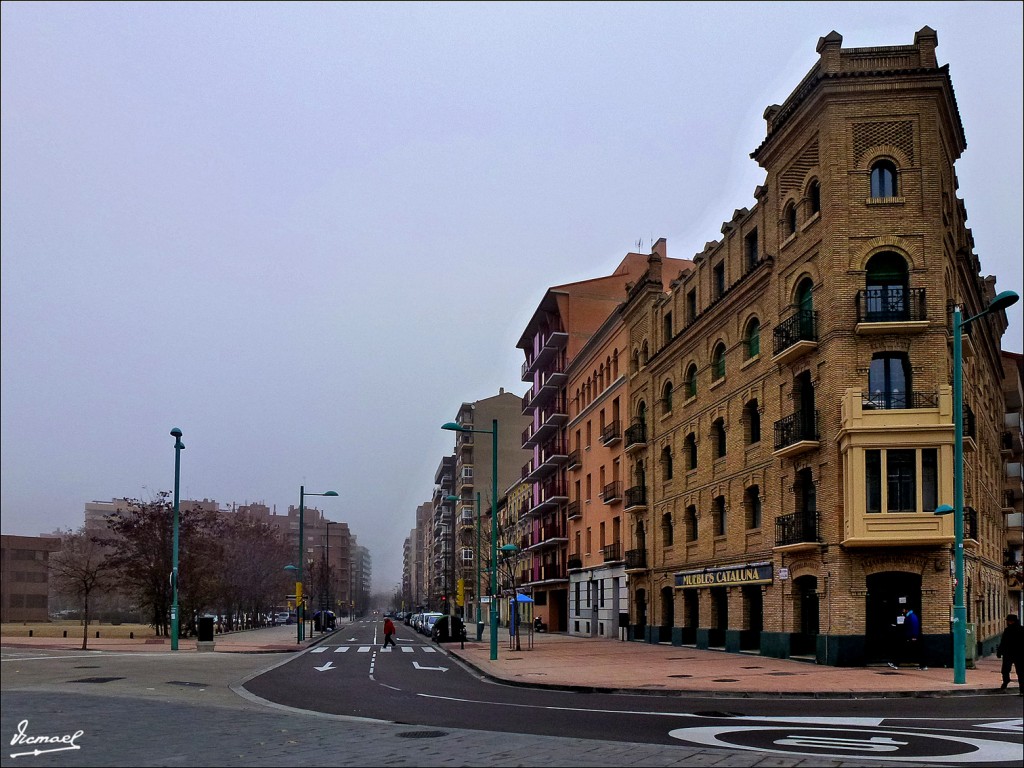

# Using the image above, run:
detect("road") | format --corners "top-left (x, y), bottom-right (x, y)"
top-left (1, 619), bottom-right (1021, 767)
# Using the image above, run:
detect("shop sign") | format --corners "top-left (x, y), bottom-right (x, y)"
top-left (675, 562), bottom-right (773, 589)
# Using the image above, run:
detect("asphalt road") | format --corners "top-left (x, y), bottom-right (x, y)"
top-left (2, 622), bottom-right (1021, 767)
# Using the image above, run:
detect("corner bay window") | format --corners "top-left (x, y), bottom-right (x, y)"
top-left (865, 448), bottom-right (938, 513)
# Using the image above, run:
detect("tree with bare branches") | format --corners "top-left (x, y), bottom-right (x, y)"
top-left (49, 527), bottom-right (116, 650)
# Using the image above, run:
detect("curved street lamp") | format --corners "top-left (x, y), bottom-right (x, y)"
top-left (935, 289), bottom-right (1019, 684)
top-left (297, 486), bottom-right (339, 643)
top-left (443, 419), bottom-right (499, 660)
top-left (169, 427), bottom-right (184, 651)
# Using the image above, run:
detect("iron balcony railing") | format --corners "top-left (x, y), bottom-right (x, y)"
top-left (774, 410), bottom-right (819, 450)
top-left (856, 287), bottom-right (927, 323)
top-left (772, 309), bottom-right (817, 356)
top-left (602, 542), bottom-right (623, 562)
top-left (566, 500), bottom-right (581, 519)
top-left (600, 420), bottom-right (622, 445)
top-left (964, 506), bottom-right (978, 541)
top-left (862, 391), bottom-right (938, 410)
top-left (602, 480), bottom-right (622, 503)
top-left (624, 419), bottom-right (647, 449)
top-left (567, 555), bottom-right (583, 570)
top-left (566, 448), bottom-right (582, 470)
top-left (624, 548), bottom-right (647, 569)
top-left (624, 485), bottom-right (647, 509)
top-left (775, 510), bottom-right (820, 546)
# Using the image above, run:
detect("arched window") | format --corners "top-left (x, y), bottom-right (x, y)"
top-left (864, 251), bottom-right (909, 322)
top-left (870, 160), bottom-right (898, 198)
top-left (662, 381), bottom-right (674, 412)
top-left (796, 277), bottom-right (815, 339)
top-left (712, 342), bottom-right (726, 381)
top-left (685, 363), bottom-right (698, 399)
top-left (713, 496), bottom-right (727, 536)
top-left (744, 399), bottom-right (761, 444)
top-left (713, 418), bottom-right (727, 458)
top-left (868, 352), bottom-right (912, 409)
top-left (784, 202), bottom-right (798, 235)
top-left (809, 179), bottom-right (821, 214)
top-left (662, 512), bottom-right (673, 546)
top-left (685, 505), bottom-right (698, 541)
top-left (744, 318), bottom-right (760, 359)
top-left (685, 432), bottom-right (697, 470)
top-left (745, 486), bottom-right (762, 529)
top-left (660, 446), bottom-right (673, 480)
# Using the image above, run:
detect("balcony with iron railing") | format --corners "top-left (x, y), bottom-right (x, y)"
top-left (624, 485), bottom-right (647, 513)
top-left (566, 499), bottom-right (581, 519)
top-left (775, 510), bottom-right (821, 549)
top-left (522, 395), bottom-right (569, 448)
top-left (855, 287), bottom-right (928, 334)
top-left (566, 448), bottom-right (582, 471)
top-left (624, 420), bottom-right (647, 453)
top-left (525, 481), bottom-right (569, 516)
top-left (773, 410), bottom-right (819, 458)
top-left (772, 309), bottom-right (817, 365)
top-left (521, 328), bottom-right (570, 380)
top-left (602, 542), bottom-right (623, 562)
top-left (624, 548), bottom-right (647, 571)
top-left (602, 480), bottom-right (623, 504)
top-left (600, 420), bottom-right (622, 446)
top-left (567, 554), bottom-right (583, 570)
top-left (523, 562), bottom-right (567, 584)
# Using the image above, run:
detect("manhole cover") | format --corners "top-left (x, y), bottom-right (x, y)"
top-left (69, 677), bottom-right (124, 684)
top-left (167, 681), bottom-right (209, 687)
top-left (396, 731), bottom-right (447, 739)
top-left (668, 674), bottom-right (692, 678)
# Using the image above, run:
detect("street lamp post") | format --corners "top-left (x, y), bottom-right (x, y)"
top-left (297, 486), bottom-right (339, 643)
top-left (447, 491), bottom-right (484, 641)
top-left (444, 418), bottom-right (499, 660)
top-left (170, 428), bottom-right (184, 652)
top-left (935, 289), bottom-right (1018, 685)
top-left (500, 543), bottom-right (521, 651)
top-left (325, 521), bottom-right (339, 619)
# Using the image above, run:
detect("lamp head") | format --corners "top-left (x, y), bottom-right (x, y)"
top-left (322, 491), bottom-right (339, 497)
top-left (445, 495), bottom-right (459, 502)
top-left (934, 504), bottom-right (954, 516)
top-left (500, 544), bottom-right (519, 553)
top-left (170, 427), bottom-right (183, 438)
top-left (283, 564), bottom-right (297, 572)
top-left (441, 422), bottom-right (465, 432)
top-left (989, 290), bottom-right (1020, 314)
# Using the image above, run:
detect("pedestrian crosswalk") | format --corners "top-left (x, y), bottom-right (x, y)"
top-left (310, 645), bottom-right (439, 654)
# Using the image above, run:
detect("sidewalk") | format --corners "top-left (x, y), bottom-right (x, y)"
top-left (2, 623), bottom-right (1016, 698)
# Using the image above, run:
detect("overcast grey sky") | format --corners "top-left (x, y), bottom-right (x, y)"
top-left (2, 2), bottom-right (1021, 595)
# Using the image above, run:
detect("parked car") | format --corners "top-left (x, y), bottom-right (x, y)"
top-left (420, 612), bottom-right (444, 636)
top-left (274, 611), bottom-right (291, 625)
top-left (431, 614), bottom-right (467, 643)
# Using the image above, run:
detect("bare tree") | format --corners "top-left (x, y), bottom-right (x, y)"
top-left (50, 527), bottom-right (115, 650)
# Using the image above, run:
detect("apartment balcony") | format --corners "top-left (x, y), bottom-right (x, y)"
top-left (773, 410), bottom-right (820, 458)
top-left (567, 554), bottom-right (583, 570)
top-left (624, 548), bottom-right (647, 571)
top-left (566, 500), bottom-right (582, 520)
top-left (602, 542), bottom-right (623, 563)
top-left (525, 481), bottom-right (569, 516)
top-left (855, 287), bottom-right (928, 335)
top-left (566, 448), bottom-right (582, 471)
top-left (521, 328), bottom-right (570, 380)
top-left (1003, 412), bottom-right (1023, 454)
top-left (527, 523), bottom-right (568, 551)
top-left (600, 420), bottom-right (622, 446)
top-left (459, 510), bottom-right (474, 528)
top-left (772, 309), bottom-right (817, 365)
top-left (1006, 462), bottom-right (1023, 501)
top-left (522, 396), bottom-right (568, 448)
top-left (624, 485), bottom-right (647, 513)
top-left (774, 511), bottom-right (821, 552)
top-left (624, 420), bottom-right (647, 453)
top-left (523, 563), bottom-right (568, 585)
top-left (601, 480), bottom-right (622, 504)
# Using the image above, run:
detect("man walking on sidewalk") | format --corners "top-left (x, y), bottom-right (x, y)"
top-left (888, 607), bottom-right (926, 670)
top-left (996, 613), bottom-right (1022, 694)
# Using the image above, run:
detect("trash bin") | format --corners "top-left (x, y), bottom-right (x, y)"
top-left (198, 616), bottom-right (214, 643)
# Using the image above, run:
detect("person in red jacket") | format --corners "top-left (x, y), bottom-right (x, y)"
top-left (382, 616), bottom-right (396, 649)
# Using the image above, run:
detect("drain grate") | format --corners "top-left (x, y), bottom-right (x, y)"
top-left (711, 678), bottom-right (739, 682)
top-left (767, 672), bottom-right (797, 676)
top-left (740, 665), bottom-right (763, 669)
top-left (396, 731), bottom-right (447, 739)
top-left (668, 674), bottom-right (692, 678)
top-left (69, 677), bottom-right (124, 684)
top-left (73, 665), bottom-right (100, 669)
top-left (167, 681), bottom-right (209, 687)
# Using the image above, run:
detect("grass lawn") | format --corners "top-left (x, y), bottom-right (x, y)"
top-left (0, 621), bottom-right (158, 639)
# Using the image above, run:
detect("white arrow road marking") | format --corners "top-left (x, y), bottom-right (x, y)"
top-left (976, 719), bottom-right (1023, 732)
top-left (412, 661), bottom-right (448, 672)
top-left (314, 661), bottom-right (335, 672)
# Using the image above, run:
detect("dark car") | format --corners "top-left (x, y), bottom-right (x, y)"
top-left (431, 615), bottom-right (467, 643)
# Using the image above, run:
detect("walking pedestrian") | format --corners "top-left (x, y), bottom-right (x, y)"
top-left (996, 613), bottom-right (1022, 694)
top-left (382, 616), bottom-right (396, 649)
top-left (888, 607), bottom-right (926, 670)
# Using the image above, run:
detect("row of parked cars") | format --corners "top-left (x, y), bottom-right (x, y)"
top-left (403, 611), bottom-right (467, 643)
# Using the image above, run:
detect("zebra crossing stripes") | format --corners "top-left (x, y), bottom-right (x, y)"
top-left (312, 644), bottom-right (439, 654)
